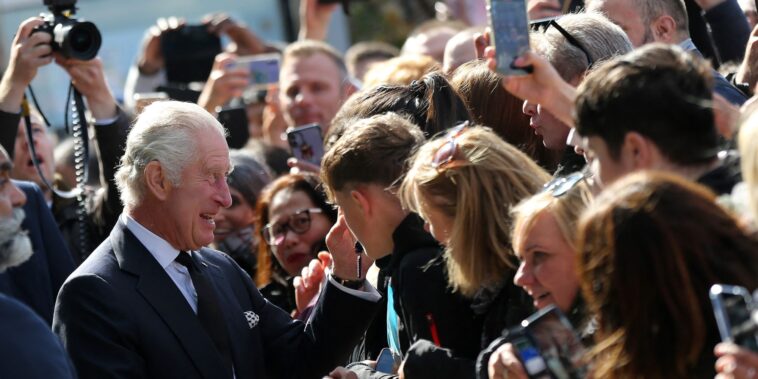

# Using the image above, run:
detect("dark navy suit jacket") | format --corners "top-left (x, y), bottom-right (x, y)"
top-left (53, 219), bottom-right (379, 379)
top-left (0, 293), bottom-right (76, 378)
top-left (0, 181), bottom-right (74, 324)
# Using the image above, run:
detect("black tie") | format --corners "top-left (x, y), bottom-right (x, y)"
top-left (175, 251), bottom-right (234, 377)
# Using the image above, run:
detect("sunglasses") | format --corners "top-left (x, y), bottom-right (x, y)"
top-left (541, 167), bottom-right (589, 197)
top-left (431, 121), bottom-right (470, 171)
top-left (546, 19), bottom-right (594, 69)
top-left (262, 208), bottom-right (323, 246)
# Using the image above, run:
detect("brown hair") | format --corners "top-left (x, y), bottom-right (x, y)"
top-left (451, 60), bottom-right (560, 170)
top-left (281, 40), bottom-right (348, 80)
top-left (577, 171), bottom-right (758, 379)
top-left (254, 173), bottom-right (337, 286)
top-left (321, 113), bottom-right (424, 199)
top-left (362, 54), bottom-right (440, 89)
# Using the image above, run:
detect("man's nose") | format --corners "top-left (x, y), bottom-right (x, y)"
top-left (215, 180), bottom-right (232, 208)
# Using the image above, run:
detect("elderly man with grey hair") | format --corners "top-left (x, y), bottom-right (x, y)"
top-left (53, 100), bottom-right (379, 379)
top-left (522, 11), bottom-right (633, 176)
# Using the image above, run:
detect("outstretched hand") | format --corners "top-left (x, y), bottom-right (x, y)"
top-left (484, 47), bottom-right (576, 127)
top-left (56, 56), bottom-right (117, 120)
top-left (197, 53), bottom-right (250, 113)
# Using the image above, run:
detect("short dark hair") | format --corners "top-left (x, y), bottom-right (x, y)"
top-left (575, 43), bottom-right (717, 166)
top-left (321, 113), bottom-right (424, 198)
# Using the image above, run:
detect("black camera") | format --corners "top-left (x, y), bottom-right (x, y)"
top-left (33, 0), bottom-right (101, 60)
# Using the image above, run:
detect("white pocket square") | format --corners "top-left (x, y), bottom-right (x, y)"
top-left (244, 310), bottom-right (259, 329)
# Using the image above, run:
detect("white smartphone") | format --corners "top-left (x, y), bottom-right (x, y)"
top-left (227, 54), bottom-right (281, 89)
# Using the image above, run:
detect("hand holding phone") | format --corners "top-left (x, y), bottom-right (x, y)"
top-left (287, 124), bottom-right (325, 167)
top-left (510, 305), bottom-right (589, 379)
top-left (488, 0), bottom-right (532, 76)
top-left (711, 284), bottom-right (758, 352)
top-left (226, 54), bottom-right (280, 90)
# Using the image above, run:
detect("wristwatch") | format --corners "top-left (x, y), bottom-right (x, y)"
top-left (332, 274), bottom-right (364, 290)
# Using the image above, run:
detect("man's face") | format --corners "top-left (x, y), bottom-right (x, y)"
top-left (159, 127), bottom-right (233, 251)
top-left (279, 52), bottom-right (346, 130)
top-left (0, 151), bottom-right (32, 272)
top-left (13, 116), bottom-right (55, 188)
top-left (523, 100), bottom-right (571, 150)
top-left (583, 136), bottom-right (635, 188)
top-left (332, 187), bottom-right (395, 261)
top-left (588, 0), bottom-right (653, 47)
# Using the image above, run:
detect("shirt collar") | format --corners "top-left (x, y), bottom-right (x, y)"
top-left (122, 214), bottom-right (181, 269)
top-left (678, 38), bottom-right (696, 52)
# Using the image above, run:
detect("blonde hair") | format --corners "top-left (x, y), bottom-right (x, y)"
top-left (362, 54), bottom-right (440, 89)
top-left (399, 126), bottom-right (550, 296)
top-left (511, 181), bottom-right (593, 255)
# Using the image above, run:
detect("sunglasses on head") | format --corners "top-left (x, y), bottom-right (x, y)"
top-left (431, 121), bottom-right (470, 171)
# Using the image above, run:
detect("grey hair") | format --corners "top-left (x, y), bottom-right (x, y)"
top-left (636, 0), bottom-right (689, 35)
top-left (115, 101), bottom-right (227, 210)
top-left (532, 12), bottom-right (633, 82)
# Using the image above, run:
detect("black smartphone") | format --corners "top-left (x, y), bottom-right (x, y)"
top-left (512, 305), bottom-right (590, 379)
top-left (488, 0), bottom-right (532, 76)
top-left (217, 106), bottom-right (250, 149)
top-left (375, 348), bottom-right (399, 374)
top-left (710, 284), bottom-right (758, 352)
top-left (161, 24), bottom-right (222, 84)
top-left (286, 124), bottom-right (325, 166)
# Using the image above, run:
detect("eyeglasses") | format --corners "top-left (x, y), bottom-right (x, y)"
top-left (262, 208), bottom-right (323, 246)
top-left (541, 167), bottom-right (588, 197)
top-left (546, 19), bottom-right (594, 69)
top-left (431, 121), bottom-right (469, 171)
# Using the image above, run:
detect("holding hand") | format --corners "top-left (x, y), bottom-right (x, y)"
top-left (715, 342), bottom-right (758, 379)
top-left (488, 343), bottom-right (529, 379)
top-left (56, 56), bottom-right (117, 120)
top-left (137, 17), bottom-right (185, 75)
top-left (299, 0), bottom-right (340, 41)
top-left (0, 17), bottom-right (54, 112)
top-left (484, 46), bottom-right (576, 127)
top-left (197, 53), bottom-right (250, 113)
top-left (294, 251), bottom-right (330, 313)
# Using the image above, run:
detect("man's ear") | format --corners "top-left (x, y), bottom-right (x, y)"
top-left (651, 15), bottom-right (678, 43)
top-left (144, 161), bottom-right (171, 201)
top-left (349, 187), bottom-right (372, 217)
top-left (622, 132), bottom-right (656, 170)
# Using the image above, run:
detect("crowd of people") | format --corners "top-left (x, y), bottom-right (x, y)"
top-left (0, 0), bottom-right (757, 378)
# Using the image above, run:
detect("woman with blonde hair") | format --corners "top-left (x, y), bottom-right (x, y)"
top-left (483, 174), bottom-right (594, 379)
top-left (398, 125), bottom-right (550, 361)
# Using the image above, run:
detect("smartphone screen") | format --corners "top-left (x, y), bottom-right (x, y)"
top-left (287, 124), bottom-right (325, 166)
top-left (522, 305), bottom-right (590, 379)
top-left (512, 334), bottom-right (551, 379)
top-left (228, 54), bottom-right (281, 89)
top-left (711, 284), bottom-right (758, 352)
top-left (488, 0), bottom-right (531, 76)
top-left (375, 348), bottom-right (398, 374)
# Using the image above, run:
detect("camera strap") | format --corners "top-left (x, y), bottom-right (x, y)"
top-left (23, 83), bottom-right (92, 259)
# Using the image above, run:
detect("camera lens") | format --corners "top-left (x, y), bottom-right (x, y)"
top-left (59, 21), bottom-right (101, 60)
top-left (69, 28), bottom-right (91, 52)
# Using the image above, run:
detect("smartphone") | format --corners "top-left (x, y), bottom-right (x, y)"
top-left (217, 106), bottom-right (250, 149)
top-left (488, 0), bottom-right (532, 76)
top-left (710, 284), bottom-right (758, 352)
top-left (161, 24), bottom-right (222, 84)
top-left (512, 305), bottom-right (589, 379)
top-left (286, 124), bottom-right (325, 166)
top-left (132, 92), bottom-right (168, 114)
top-left (375, 348), bottom-right (399, 374)
top-left (227, 54), bottom-right (281, 90)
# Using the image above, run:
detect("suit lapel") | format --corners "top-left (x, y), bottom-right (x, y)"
top-left (111, 221), bottom-right (228, 378)
top-left (194, 249), bottom-right (256, 378)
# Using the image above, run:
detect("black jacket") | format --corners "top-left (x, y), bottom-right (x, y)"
top-left (350, 214), bottom-right (483, 379)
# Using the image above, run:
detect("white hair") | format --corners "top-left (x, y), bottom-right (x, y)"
top-left (115, 101), bottom-right (227, 210)
top-left (532, 12), bottom-right (633, 82)
top-left (0, 208), bottom-right (32, 272)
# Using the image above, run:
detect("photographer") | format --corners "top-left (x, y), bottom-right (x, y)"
top-left (0, 16), bottom-right (131, 264)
